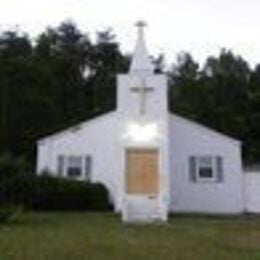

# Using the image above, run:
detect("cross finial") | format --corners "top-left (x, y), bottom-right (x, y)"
top-left (136, 20), bottom-right (147, 28)
top-left (135, 20), bottom-right (147, 37)
top-left (130, 21), bottom-right (153, 73)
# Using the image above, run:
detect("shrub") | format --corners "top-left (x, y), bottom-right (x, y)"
top-left (0, 207), bottom-right (13, 223)
top-left (0, 170), bottom-right (36, 206)
top-left (85, 183), bottom-right (111, 211)
top-left (0, 153), bottom-right (32, 205)
top-left (0, 153), bottom-right (111, 211)
top-left (0, 205), bottom-right (23, 223)
top-left (32, 175), bottom-right (88, 211)
top-left (32, 176), bottom-right (111, 211)
top-left (0, 153), bottom-right (30, 177)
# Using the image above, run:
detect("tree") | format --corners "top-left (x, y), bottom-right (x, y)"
top-left (246, 64), bottom-right (260, 162)
top-left (87, 29), bottom-right (128, 113)
top-left (0, 30), bottom-right (34, 156)
top-left (168, 50), bottom-right (251, 160)
top-left (168, 52), bottom-right (201, 118)
top-left (0, 22), bottom-right (128, 161)
top-left (201, 49), bottom-right (250, 141)
top-left (0, 22), bottom-right (258, 164)
top-left (152, 54), bottom-right (165, 73)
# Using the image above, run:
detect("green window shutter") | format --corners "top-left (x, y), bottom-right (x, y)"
top-left (85, 156), bottom-right (92, 181)
top-left (189, 156), bottom-right (197, 182)
top-left (57, 155), bottom-right (64, 176)
top-left (216, 156), bottom-right (224, 183)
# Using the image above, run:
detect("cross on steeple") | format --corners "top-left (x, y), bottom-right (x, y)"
top-left (130, 79), bottom-right (154, 116)
top-left (130, 21), bottom-right (154, 73)
top-left (136, 20), bottom-right (147, 36)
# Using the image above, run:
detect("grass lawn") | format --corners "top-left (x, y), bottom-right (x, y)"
top-left (0, 212), bottom-right (260, 259)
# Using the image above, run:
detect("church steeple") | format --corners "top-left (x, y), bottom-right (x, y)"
top-left (130, 21), bottom-right (154, 74)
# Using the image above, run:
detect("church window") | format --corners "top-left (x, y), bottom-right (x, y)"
top-left (198, 156), bottom-right (215, 180)
top-left (67, 156), bottom-right (82, 178)
top-left (189, 156), bottom-right (224, 182)
top-left (57, 155), bottom-right (92, 180)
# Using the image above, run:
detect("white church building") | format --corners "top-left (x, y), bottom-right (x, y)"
top-left (37, 22), bottom-right (257, 222)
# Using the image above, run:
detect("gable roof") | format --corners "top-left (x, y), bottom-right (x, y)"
top-left (38, 110), bottom-right (241, 146)
top-left (244, 164), bottom-right (260, 172)
top-left (37, 111), bottom-right (117, 143)
top-left (171, 113), bottom-right (241, 146)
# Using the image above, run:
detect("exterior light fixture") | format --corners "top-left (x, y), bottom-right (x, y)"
top-left (124, 122), bottom-right (159, 143)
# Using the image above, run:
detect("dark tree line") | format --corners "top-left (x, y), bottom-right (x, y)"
top-left (0, 21), bottom-right (259, 165)
top-left (168, 51), bottom-right (259, 163)
top-left (0, 22), bottom-right (128, 162)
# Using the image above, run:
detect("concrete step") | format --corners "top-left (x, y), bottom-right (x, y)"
top-left (122, 196), bottom-right (166, 222)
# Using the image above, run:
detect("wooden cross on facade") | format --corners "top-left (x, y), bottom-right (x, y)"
top-left (130, 79), bottom-right (154, 116)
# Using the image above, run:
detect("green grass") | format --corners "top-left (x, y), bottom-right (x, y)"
top-left (0, 212), bottom-right (260, 260)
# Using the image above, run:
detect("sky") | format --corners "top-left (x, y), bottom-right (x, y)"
top-left (0, 0), bottom-right (259, 67)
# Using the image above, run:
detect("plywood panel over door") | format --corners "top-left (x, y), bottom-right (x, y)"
top-left (126, 149), bottom-right (159, 194)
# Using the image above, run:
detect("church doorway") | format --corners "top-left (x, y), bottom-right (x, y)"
top-left (125, 149), bottom-right (159, 194)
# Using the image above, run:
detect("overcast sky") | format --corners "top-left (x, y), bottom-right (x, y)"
top-left (0, 0), bottom-right (259, 67)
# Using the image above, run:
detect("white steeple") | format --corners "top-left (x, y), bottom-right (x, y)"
top-left (130, 21), bottom-right (154, 74)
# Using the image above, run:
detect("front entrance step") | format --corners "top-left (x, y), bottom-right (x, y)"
top-left (122, 195), bottom-right (167, 222)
